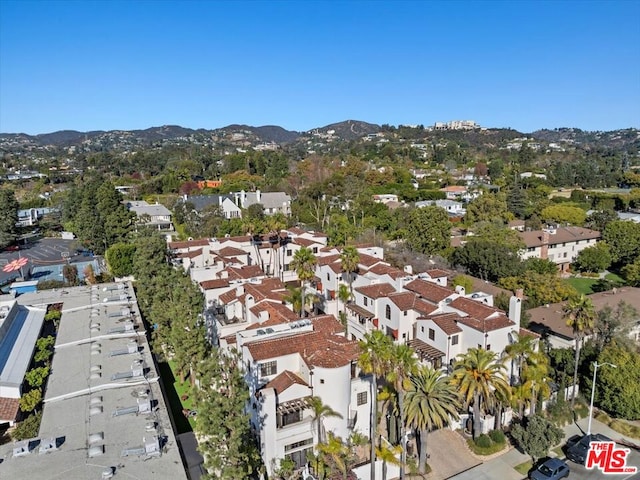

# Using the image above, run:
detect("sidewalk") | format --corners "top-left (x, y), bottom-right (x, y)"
top-left (447, 416), bottom-right (639, 480)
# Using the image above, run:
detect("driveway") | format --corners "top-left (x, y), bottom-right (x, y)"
top-left (421, 429), bottom-right (480, 480)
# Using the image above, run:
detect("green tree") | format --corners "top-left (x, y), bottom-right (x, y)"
top-left (358, 330), bottom-right (394, 480)
top-left (593, 301), bottom-right (638, 350)
top-left (340, 246), bottom-right (360, 293)
top-left (523, 258), bottom-right (558, 275)
top-left (25, 366), bottom-right (50, 388)
top-left (540, 205), bottom-right (587, 225)
top-left (34, 335), bottom-right (55, 364)
top-left (309, 396), bottom-right (343, 444)
top-left (504, 331), bottom-right (538, 386)
top-left (510, 415), bottom-right (564, 462)
top-left (63, 264), bottom-right (79, 286)
top-left (451, 348), bottom-right (511, 440)
top-left (585, 210), bottom-right (617, 232)
top-left (603, 220), bottom-right (640, 266)
top-left (386, 343), bottom-right (418, 480)
top-left (595, 343), bottom-right (640, 420)
top-left (452, 239), bottom-right (523, 282)
top-left (0, 189), bottom-right (19, 248)
top-left (337, 283), bottom-right (352, 328)
top-left (375, 442), bottom-right (402, 480)
top-left (573, 242), bottom-right (612, 273)
top-left (465, 193), bottom-right (510, 225)
top-left (10, 412), bottom-right (42, 441)
top-left (105, 242), bottom-right (137, 277)
top-left (621, 256), bottom-right (640, 286)
top-left (563, 294), bottom-right (596, 407)
top-left (19, 388), bottom-right (42, 413)
top-left (404, 366), bottom-right (460, 474)
top-left (499, 272), bottom-right (577, 308)
top-left (452, 274), bottom-right (474, 293)
top-left (194, 350), bottom-right (262, 479)
top-left (290, 247), bottom-right (317, 317)
top-left (405, 206), bottom-right (451, 256)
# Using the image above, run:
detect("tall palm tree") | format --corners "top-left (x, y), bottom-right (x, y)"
top-left (386, 343), bottom-right (418, 480)
top-left (358, 330), bottom-right (394, 480)
top-left (290, 247), bottom-right (318, 317)
top-left (337, 283), bottom-right (352, 329)
top-left (451, 348), bottom-right (511, 440)
top-left (317, 432), bottom-right (350, 480)
top-left (404, 366), bottom-right (460, 474)
top-left (563, 294), bottom-right (596, 406)
top-left (309, 396), bottom-right (343, 444)
top-left (521, 350), bottom-right (551, 416)
top-left (340, 246), bottom-right (359, 294)
top-left (504, 331), bottom-right (537, 386)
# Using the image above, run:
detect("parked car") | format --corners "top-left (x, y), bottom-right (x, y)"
top-left (566, 433), bottom-right (612, 465)
top-left (529, 458), bottom-right (570, 480)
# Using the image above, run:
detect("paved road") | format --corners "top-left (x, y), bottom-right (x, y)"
top-left (448, 417), bottom-right (640, 480)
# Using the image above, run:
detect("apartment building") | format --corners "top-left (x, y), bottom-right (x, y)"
top-left (519, 226), bottom-right (601, 272)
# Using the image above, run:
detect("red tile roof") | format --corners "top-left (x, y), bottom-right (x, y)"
top-left (367, 263), bottom-right (408, 280)
top-left (217, 246), bottom-right (248, 257)
top-left (424, 268), bottom-right (451, 279)
top-left (264, 370), bottom-right (309, 395)
top-left (248, 301), bottom-right (298, 324)
top-left (169, 238), bottom-right (210, 249)
top-left (0, 397), bottom-right (20, 422)
top-left (227, 265), bottom-right (265, 280)
top-left (404, 279), bottom-right (455, 303)
top-left (519, 327), bottom-right (541, 339)
top-left (317, 254), bottom-right (341, 266)
top-left (355, 282), bottom-right (396, 299)
top-left (449, 297), bottom-right (502, 320)
top-left (456, 314), bottom-right (515, 333)
top-left (200, 279), bottom-right (230, 290)
top-left (176, 248), bottom-right (203, 259)
top-left (388, 292), bottom-right (438, 315)
top-left (426, 313), bottom-right (463, 334)
top-left (220, 235), bottom-right (252, 243)
top-left (519, 226), bottom-right (601, 248)
top-left (357, 253), bottom-right (385, 268)
top-left (293, 237), bottom-right (321, 247)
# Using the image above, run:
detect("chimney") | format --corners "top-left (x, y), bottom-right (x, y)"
top-left (404, 265), bottom-right (413, 275)
top-left (220, 271), bottom-right (229, 279)
top-left (455, 285), bottom-right (466, 296)
top-left (540, 231), bottom-right (549, 259)
top-left (508, 289), bottom-right (523, 327)
top-left (236, 285), bottom-right (245, 296)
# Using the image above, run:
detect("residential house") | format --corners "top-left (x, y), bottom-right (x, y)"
top-left (416, 199), bottom-right (465, 216)
top-left (238, 315), bottom-right (372, 477)
top-left (126, 200), bottom-right (174, 232)
top-left (519, 226), bottom-right (601, 272)
top-left (181, 194), bottom-right (242, 219)
top-left (234, 190), bottom-right (292, 216)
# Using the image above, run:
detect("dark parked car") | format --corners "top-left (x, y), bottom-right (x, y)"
top-left (529, 458), bottom-right (570, 480)
top-left (566, 433), bottom-right (612, 465)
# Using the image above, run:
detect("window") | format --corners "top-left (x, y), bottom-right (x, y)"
top-left (428, 328), bottom-right (435, 341)
top-left (285, 438), bottom-right (313, 452)
top-left (327, 273), bottom-right (330, 281)
top-left (385, 305), bottom-right (391, 320)
top-left (421, 326), bottom-right (424, 332)
top-left (357, 391), bottom-right (368, 406)
top-left (286, 447), bottom-right (313, 469)
top-left (260, 360), bottom-right (277, 377)
top-left (287, 249), bottom-right (292, 256)
top-left (451, 335), bottom-right (458, 345)
top-left (404, 310), bottom-right (408, 316)
top-left (278, 410), bottom-right (302, 427)
top-left (313, 247), bottom-right (318, 254)
top-left (320, 379), bottom-right (325, 384)
top-left (363, 297), bottom-right (368, 306)
top-left (563, 252), bottom-right (567, 258)
top-left (486, 344), bottom-right (491, 350)
top-left (283, 263), bottom-right (290, 271)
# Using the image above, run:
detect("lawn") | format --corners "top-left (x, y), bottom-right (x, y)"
top-left (565, 277), bottom-right (598, 295)
top-left (157, 360), bottom-right (196, 433)
top-left (514, 460), bottom-right (532, 476)
top-left (605, 272), bottom-right (625, 283)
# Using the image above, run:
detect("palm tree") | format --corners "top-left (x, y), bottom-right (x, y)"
top-left (404, 366), bottom-right (460, 474)
top-left (451, 348), bottom-right (511, 440)
top-left (358, 330), bottom-right (394, 480)
top-left (504, 331), bottom-right (537, 386)
top-left (283, 286), bottom-right (315, 319)
top-left (309, 396), bottom-right (343, 444)
top-left (290, 247), bottom-right (318, 317)
top-left (375, 442), bottom-right (402, 480)
top-left (386, 343), bottom-right (418, 480)
top-left (340, 246), bottom-right (360, 294)
top-left (317, 432), bottom-right (350, 480)
top-left (337, 283), bottom-right (352, 329)
top-left (563, 294), bottom-right (596, 406)
top-left (521, 351), bottom-right (551, 416)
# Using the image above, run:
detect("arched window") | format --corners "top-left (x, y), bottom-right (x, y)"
top-left (385, 305), bottom-right (391, 320)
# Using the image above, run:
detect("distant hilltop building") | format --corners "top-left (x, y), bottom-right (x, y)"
top-left (434, 120), bottom-right (479, 130)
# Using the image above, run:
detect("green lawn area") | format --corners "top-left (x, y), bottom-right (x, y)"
top-left (605, 272), bottom-right (625, 283)
top-left (157, 361), bottom-right (196, 433)
top-left (565, 277), bottom-right (598, 295)
top-left (514, 460), bottom-right (532, 476)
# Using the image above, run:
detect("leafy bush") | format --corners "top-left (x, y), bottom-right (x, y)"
top-left (475, 434), bottom-right (492, 448)
top-left (489, 429), bottom-right (505, 444)
top-left (37, 280), bottom-right (66, 291)
top-left (11, 412), bottom-right (42, 441)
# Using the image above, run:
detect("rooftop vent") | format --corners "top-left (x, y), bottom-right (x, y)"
top-left (101, 467), bottom-right (115, 479)
top-left (90, 396), bottom-right (103, 406)
top-left (265, 328), bottom-right (274, 334)
top-left (88, 445), bottom-right (104, 458)
top-left (256, 329), bottom-right (266, 335)
top-left (38, 437), bottom-right (59, 454)
top-left (89, 406), bottom-right (103, 416)
top-left (88, 432), bottom-right (104, 445)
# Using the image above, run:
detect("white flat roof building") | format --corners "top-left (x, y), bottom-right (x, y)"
top-left (0, 284), bottom-right (188, 480)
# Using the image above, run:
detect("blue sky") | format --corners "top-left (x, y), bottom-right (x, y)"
top-left (1, 0), bottom-right (639, 134)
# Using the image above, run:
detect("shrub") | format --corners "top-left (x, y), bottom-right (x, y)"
top-left (489, 429), bottom-right (506, 444)
top-left (475, 434), bottom-right (492, 448)
top-left (11, 412), bottom-right (42, 441)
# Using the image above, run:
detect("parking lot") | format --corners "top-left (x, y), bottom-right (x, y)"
top-left (0, 238), bottom-right (91, 286)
